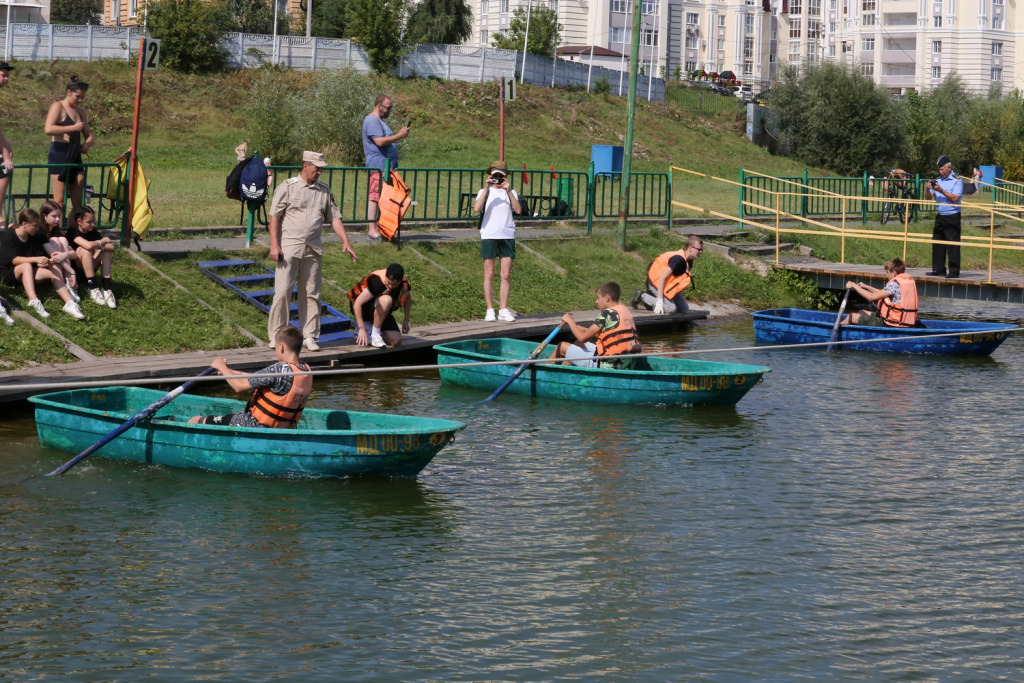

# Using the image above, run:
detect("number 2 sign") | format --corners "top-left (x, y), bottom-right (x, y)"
top-left (143, 38), bottom-right (161, 70)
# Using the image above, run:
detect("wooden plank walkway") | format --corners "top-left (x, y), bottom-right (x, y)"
top-left (780, 263), bottom-right (1024, 303)
top-left (0, 309), bottom-right (707, 402)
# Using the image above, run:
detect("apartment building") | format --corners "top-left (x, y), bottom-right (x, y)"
top-left (780, 0), bottom-right (1018, 93)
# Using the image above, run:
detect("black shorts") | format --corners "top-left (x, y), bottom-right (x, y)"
top-left (353, 304), bottom-right (400, 332)
top-left (1, 267), bottom-right (20, 287)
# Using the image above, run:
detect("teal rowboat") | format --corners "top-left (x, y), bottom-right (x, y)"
top-left (30, 387), bottom-right (465, 479)
top-left (435, 338), bottom-right (771, 406)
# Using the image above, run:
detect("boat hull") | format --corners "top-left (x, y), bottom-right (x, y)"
top-left (752, 308), bottom-right (1015, 355)
top-left (434, 338), bottom-right (770, 406)
top-left (30, 388), bottom-right (465, 479)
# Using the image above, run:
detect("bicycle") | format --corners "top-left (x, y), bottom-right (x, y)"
top-left (879, 169), bottom-right (916, 225)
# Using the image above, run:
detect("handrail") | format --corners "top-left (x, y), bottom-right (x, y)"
top-left (3, 161), bottom-right (127, 231)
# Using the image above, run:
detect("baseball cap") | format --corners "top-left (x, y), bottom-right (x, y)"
top-left (385, 263), bottom-right (405, 281)
top-left (302, 151), bottom-right (327, 167)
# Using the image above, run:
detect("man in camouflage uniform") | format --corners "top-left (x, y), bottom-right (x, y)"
top-left (267, 150), bottom-right (357, 352)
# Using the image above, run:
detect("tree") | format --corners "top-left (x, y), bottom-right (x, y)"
top-left (770, 62), bottom-right (906, 175)
top-left (492, 5), bottom-right (561, 57)
top-left (225, 0), bottom-right (289, 34)
top-left (405, 0), bottom-right (472, 45)
top-left (346, 0), bottom-right (407, 73)
top-left (311, 0), bottom-right (349, 38)
top-left (50, 0), bottom-right (101, 24)
top-left (147, 0), bottom-right (235, 74)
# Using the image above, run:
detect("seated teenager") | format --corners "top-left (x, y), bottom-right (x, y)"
top-left (347, 262), bottom-right (411, 349)
top-left (39, 200), bottom-right (80, 302)
top-left (551, 281), bottom-right (642, 369)
top-left (66, 205), bottom-right (116, 308)
top-left (841, 257), bottom-right (918, 327)
top-left (0, 208), bottom-right (84, 320)
top-left (188, 327), bottom-right (312, 429)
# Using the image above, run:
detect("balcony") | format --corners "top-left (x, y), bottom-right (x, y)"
top-left (880, 74), bottom-right (916, 87)
top-left (881, 49), bottom-right (915, 63)
top-left (883, 12), bottom-right (916, 26)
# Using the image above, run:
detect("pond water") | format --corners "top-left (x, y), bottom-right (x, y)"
top-left (2, 299), bottom-right (1023, 681)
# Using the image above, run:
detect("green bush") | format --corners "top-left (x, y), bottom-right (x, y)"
top-left (296, 70), bottom-right (385, 166)
top-left (242, 70), bottom-right (301, 165)
top-left (147, 0), bottom-right (235, 74)
top-left (346, 0), bottom-right (408, 74)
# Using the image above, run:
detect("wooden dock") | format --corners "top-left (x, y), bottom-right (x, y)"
top-left (0, 309), bottom-right (707, 402)
top-left (780, 263), bottom-right (1024, 303)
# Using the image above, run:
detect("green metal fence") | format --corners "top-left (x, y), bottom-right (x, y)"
top-left (591, 170), bottom-right (670, 220)
top-left (3, 162), bottom-right (128, 231)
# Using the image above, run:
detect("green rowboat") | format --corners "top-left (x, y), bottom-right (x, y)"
top-left (30, 387), bottom-right (465, 479)
top-left (435, 338), bottom-right (771, 406)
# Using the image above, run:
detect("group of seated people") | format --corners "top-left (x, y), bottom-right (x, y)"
top-left (0, 203), bottom-right (117, 324)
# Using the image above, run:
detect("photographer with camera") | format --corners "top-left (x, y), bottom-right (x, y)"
top-left (473, 160), bottom-right (522, 322)
top-left (924, 155), bottom-right (963, 278)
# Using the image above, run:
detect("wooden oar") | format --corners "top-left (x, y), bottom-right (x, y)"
top-left (46, 367), bottom-right (217, 476)
top-left (827, 289), bottom-right (851, 352)
top-left (483, 323), bottom-right (564, 402)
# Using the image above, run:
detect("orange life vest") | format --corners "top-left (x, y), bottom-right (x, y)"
top-left (347, 269), bottom-right (410, 312)
top-left (595, 304), bottom-right (641, 358)
top-left (246, 362), bottom-right (313, 429)
top-left (376, 170), bottom-right (412, 243)
top-left (646, 249), bottom-right (692, 300)
top-left (877, 272), bottom-right (918, 327)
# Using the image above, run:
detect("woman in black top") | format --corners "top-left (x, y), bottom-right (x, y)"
top-left (44, 75), bottom-right (93, 220)
top-left (0, 208), bottom-right (84, 319)
top-left (66, 206), bottom-right (116, 309)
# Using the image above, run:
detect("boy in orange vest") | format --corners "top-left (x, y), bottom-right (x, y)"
top-left (550, 281), bottom-right (641, 369)
top-left (841, 258), bottom-right (919, 327)
top-left (188, 326), bottom-right (312, 428)
top-left (632, 235), bottom-right (703, 314)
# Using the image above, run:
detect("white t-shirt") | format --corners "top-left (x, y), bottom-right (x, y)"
top-left (475, 187), bottom-right (518, 240)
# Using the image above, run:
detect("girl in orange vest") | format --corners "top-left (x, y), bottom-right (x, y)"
top-left (841, 258), bottom-right (919, 327)
top-left (188, 327), bottom-right (313, 429)
top-left (551, 282), bottom-right (641, 369)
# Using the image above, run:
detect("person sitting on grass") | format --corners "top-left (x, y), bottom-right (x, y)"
top-left (66, 205), bottom-right (116, 309)
top-left (38, 200), bottom-right (80, 303)
top-left (0, 208), bottom-right (84, 320)
top-left (841, 258), bottom-right (919, 328)
top-left (189, 327), bottom-right (313, 429)
top-left (347, 262), bottom-right (411, 349)
top-left (550, 281), bottom-right (642, 369)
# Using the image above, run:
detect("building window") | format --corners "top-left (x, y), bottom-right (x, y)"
top-left (830, 0), bottom-right (836, 8)
top-left (686, 11), bottom-right (699, 24)
top-left (549, 0), bottom-right (558, 11)
top-left (992, 68), bottom-right (1003, 81)
top-left (861, 62), bottom-right (873, 75)
top-left (642, 29), bottom-right (659, 46)
top-left (863, 13), bottom-right (875, 25)
top-left (993, 0), bottom-right (1003, 4)
top-left (789, 19), bottom-right (801, 37)
top-left (745, 14), bottom-right (755, 33)
top-left (480, 30), bottom-right (488, 43)
top-left (808, 20), bottom-right (821, 38)
top-left (789, 42), bottom-right (802, 61)
top-left (829, 45), bottom-right (835, 56)
top-left (992, 42), bottom-right (1003, 55)
top-left (932, 65), bottom-right (941, 78)
top-left (743, 36), bottom-right (754, 58)
top-left (719, 15), bottom-right (726, 26)
top-left (933, 16), bottom-right (942, 27)
top-left (612, 0), bottom-right (627, 11)
top-left (861, 0), bottom-right (874, 9)
top-left (481, 0), bottom-right (488, 12)
top-left (744, 60), bottom-right (753, 74)
top-left (499, 0), bottom-right (508, 11)
top-left (684, 60), bottom-right (696, 71)
top-left (610, 26), bottom-right (630, 42)
top-left (685, 35), bottom-right (698, 48)
top-left (641, 0), bottom-right (655, 14)
top-left (129, 0), bottom-right (137, 17)
top-left (931, 40), bottom-right (941, 53)
top-left (829, 21), bottom-right (836, 31)
top-left (862, 37), bottom-right (874, 50)
top-left (790, 0), bottom-right (801, 14)
top-left (992, 17), bottom-right (1003, 29)
top-left (809, 0), bottom-right (820, 15)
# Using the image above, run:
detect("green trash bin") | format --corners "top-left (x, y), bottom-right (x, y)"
top-left (554, 177), bottom-right (574, 216)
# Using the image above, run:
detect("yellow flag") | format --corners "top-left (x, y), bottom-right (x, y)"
top-left (106, 152), bottom-right (153, 239)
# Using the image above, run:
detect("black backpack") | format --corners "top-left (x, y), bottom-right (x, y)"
top-left (239, 155), bottom-right (268, 203)
top-left (225, 158), bottom-right (247, 200)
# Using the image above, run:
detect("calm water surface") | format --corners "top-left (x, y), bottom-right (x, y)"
top-left (2, 299), bottom-right (1024, 681)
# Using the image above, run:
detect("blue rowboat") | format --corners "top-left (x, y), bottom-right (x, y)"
top-left (752, 308), bottom-right (1016, 355)
top-left (434, 338), bottom-right (770, 406)
top-left (29, 387), bottom-right (465, 479)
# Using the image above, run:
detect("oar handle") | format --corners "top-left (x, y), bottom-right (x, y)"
top-left (827, 289), bottom-right (851, 352)
top-left (46, 367), bottom-right (217, 477)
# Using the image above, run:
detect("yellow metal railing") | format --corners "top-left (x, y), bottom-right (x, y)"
top-left (671, 165), bottom-right (1024, 284)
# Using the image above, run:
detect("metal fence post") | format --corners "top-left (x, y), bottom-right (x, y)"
top-left (384, 158), bottom-right (391, 185)
top-left (586, 161), bottom-right (594, 234)
top-left (87, 24), bottom-right (92, 62)
top-left (311, 37), bottom-right (318, 70)
top-left (861, 171), bottom-right (868, 225)
top-left (738, 168), bottom-right (745, 230)
top-left (801, 167), bottom-right (808, 218)
top-left (666, 165), bottom-right (673, 228)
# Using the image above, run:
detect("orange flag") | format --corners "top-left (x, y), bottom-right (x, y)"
top-left (551, 164), bottom-right (558, 180)
top-left (522, 162), bottom-right (529, 184)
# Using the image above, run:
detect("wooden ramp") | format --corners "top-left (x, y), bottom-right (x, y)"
top-left (780, 263), bottom-right (1024, 303)
top-left (0, 309), bottom-right (707, 402)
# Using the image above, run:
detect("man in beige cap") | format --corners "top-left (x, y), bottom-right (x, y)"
top-left (267, 150), bottom-right (357, 352)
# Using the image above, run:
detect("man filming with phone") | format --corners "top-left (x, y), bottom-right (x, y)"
top-left (924, 155), bottom-right (963, 278)
top-left (473, 160), bottom-right (522, 322)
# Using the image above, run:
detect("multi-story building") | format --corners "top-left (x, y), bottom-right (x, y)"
top-left (780, 0), bottom-right (1017, 94)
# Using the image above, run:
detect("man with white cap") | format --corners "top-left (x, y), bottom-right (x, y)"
top-left (267, 150), bottom-right (357, 352)
top-left (924, 155), bottom-right (963, 278)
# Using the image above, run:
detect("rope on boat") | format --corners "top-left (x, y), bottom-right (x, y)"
top-left (1, 326), bottom-right (1018, 394)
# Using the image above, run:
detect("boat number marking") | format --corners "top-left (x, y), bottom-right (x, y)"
top-left (356, 434), bottom-right (421, 455)
top-left (680, 375), bottom-right (741, 391)
top-left (429, 432), bottom-right (448, 446)
top-left (959, 332), bottom-right (1005, 343)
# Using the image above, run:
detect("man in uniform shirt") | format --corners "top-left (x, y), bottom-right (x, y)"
top-left (268, 150), bottom-right (358, 352)
top-left (924, 155), bottom-right (963, 278)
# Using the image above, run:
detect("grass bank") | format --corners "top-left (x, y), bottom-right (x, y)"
top-left (0, 229), bottom-right (823, 369)
top-left (0, 60), bottom-right (821, 229)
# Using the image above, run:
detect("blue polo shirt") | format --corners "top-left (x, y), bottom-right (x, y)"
top-left (933, 173), bottom-right (962, 215)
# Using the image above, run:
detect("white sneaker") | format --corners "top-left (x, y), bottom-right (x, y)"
top-left (0, 308), bottom-right (13, 326)
top-left (89, 288), bottom-right (106, 306)
top-left (303, 337), bottom-right (320, 352)
top-left (27, 299), bottom-right (50, 318)
top-left (63, 300), bottom-right (85, 320)
top-left (67, 286), bottom-right (81, 303)
top-left (484, 308), bottom-right (496, 322)
top-left (497, 308), bottom-right (516, 322)
top-left (268, 339), bottom-right (277, 349)
top-left (103, 289), bottom-right (117, 309)
top-left (370, 332), bottom-right (387, 348)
